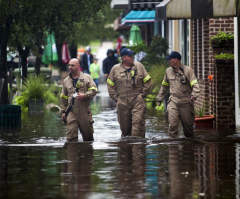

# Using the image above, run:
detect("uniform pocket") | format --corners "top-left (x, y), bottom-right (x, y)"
top-left (136, 75), bottom-right (143, 86)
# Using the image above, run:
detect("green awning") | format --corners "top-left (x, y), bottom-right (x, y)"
top-left (121, 10), bottom-right (156, 25)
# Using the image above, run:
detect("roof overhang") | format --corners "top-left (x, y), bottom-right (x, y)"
top-left (121, 10), bottom-right (156, 25)
top-left (156, 0), bottom-right (240, 20)
top-left (111, 0), bottom-right (129, 9)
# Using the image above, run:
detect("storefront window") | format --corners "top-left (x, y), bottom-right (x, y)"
top-left (179, 19), bottom-right (190, 65)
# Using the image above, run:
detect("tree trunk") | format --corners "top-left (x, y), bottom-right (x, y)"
top-left (18, 46), bottom-right (30, 80)
top-left (0, 20), bottom-right (11, 104)
top-left (70, 42), bottom-right (77, 58)
top-left (34, 35), bottom-right (44, 75)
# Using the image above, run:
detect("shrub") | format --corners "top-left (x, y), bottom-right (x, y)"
top-left (149, 64), bottom-right (167, 89)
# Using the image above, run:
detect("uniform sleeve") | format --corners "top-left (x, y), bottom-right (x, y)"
top-left (85, 76), bottom-right (97, 100)
top-left (60, 81), bottom-right (69, 113)
top-left (156, 73), bottom-right (169, 102)
top-left (141, 64), bottom-right (152, 97)
top-left (188, 68), bottom-right (200, 99)
top-left (107, 68), bottom-right (117, 102)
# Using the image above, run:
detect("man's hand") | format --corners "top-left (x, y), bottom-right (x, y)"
top-left (190, 95), bottom-right (196, 102)
top-left (61, 113), bottom-right (66, 123)
top-left (76, 92), bottom-right (86, 100)
top-left (156, 101), bottom-right (162, 106)
top-left (155, 101), bottom-right (163, 111)
top-left (104, 74), bottom-right (108, 79)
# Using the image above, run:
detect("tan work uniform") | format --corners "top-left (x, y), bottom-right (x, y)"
top-left (156, 65), bottom-right (200, 137)
top-left (60, 72), bottom-right (97, 141)
top-left (107, 61), bottom-right (152, 138)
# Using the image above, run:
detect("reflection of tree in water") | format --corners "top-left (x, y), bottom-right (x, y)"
top-left (20, 111), bottom-right (65, 139)
top-left (90, 102), bottom-right (101, 115)
top-left (91, 96), bottom-right (116, 115)
top-left (64, 143), bottom-right (93, 199)
top-left (0, 147), bottom-right (8, 198)
top-left (0, 147), bottom-right (63, 198)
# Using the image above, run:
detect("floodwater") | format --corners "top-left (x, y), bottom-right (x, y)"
top-left (0, 84), bottom-right (240, 199)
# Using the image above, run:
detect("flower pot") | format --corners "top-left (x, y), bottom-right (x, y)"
top-left (194, 115), bottom-right (215, 129)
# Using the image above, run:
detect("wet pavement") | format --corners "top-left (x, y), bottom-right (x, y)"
top-left (0, 84), bottom-right (240, 199)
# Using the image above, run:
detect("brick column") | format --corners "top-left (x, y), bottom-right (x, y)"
top-left (215, 59), bottom-right (235, 129)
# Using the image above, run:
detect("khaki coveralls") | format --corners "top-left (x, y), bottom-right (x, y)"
top-left (60, 72), bottom-right (97, 141)
top-left (107, 61), bottom-right (152, 138)
top-left (156, 65), bottom-right (200, 137)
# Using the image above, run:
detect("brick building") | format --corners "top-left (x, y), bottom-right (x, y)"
top-left (192, 18), bottom-right (235, 129)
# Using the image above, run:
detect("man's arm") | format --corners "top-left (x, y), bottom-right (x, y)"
top-left (107, 69), bottom-right (118, 102)
top-left (141, 64), bottom-right (152, 97)
top-left (60, 82), bottom-right (68, 114)
top-left (156, 73), bottom-right (169, 103)
top-left (188, 67), bottom-right (200, 100)
top-left (60, 82), bottom-right (69, 122)
top-left (83, 76), bottom-right (97, 100)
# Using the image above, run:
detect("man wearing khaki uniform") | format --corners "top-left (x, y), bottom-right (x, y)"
top-left (156, 51), bottom-right (200, 138)
top-left (60, 58), bottom-right (97, 141)
top-left (107, 48), bottom-right (152, 138)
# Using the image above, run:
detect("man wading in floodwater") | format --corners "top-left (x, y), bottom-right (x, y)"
top-left (107, 48), bottom-right (152, 138)
top-left (156, 51), bottom-right (200, 138)
top-left (60, 58), bottom-right (97, 142)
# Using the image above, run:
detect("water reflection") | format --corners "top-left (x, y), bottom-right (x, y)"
top-left (114, 143), bottom-right (146, 198)
top-left (63, 142), bottom-right (93, 199)
top-left (194, 143), bottom-right (236, 199)
top-left (0, 147), bottom-right (8, 198)
top-left (168, 143), bottom-right (194, 199)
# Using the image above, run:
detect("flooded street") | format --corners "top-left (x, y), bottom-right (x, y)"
top-left (0, 84), bottom-right (240, 199)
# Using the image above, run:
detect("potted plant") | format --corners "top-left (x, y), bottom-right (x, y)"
top-left (194, 105), bottom-right (215, 129)
top-left (13, 75), bottom-right (60, 113)
top-left (210, 32), bottom-right (234, 49)
top-left (215, 53), bottom-right (234, 64)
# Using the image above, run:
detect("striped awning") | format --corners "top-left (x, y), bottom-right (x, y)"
top-left (156, 0), bottom-right (240, 19)
top-left (121, 10), bottom-right (156, 24)
top-left (130, 0), bottom-right (162, 10)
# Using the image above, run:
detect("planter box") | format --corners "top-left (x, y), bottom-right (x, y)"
top-left (211, 40), bottom-right (234, 49)
top-left (194, 115), bottom-right (215, 129)
top-left (0, 105), bottom-right (21, 129)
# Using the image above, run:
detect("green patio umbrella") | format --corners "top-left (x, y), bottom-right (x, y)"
top-left (42, 32), bottom-right (58, 65)
top-left (129, 25), bottom-right (143, 46)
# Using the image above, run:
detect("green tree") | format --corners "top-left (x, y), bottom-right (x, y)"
top-left (0, 0), bottom-right (108, 104)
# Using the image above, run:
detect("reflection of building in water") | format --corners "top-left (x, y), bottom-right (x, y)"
top-left (114, 143), bottom-right (146, 198)
top-left (64, 143), bottom-right (93, 199)
top-left (168, 144), bottom-right (194, 199)
top-left (195, 143), bottom-right (235, 198)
